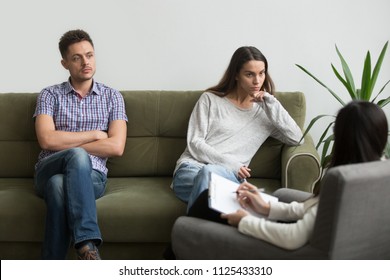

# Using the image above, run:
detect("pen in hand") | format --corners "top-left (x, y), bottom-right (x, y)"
top-left (233, 188), bottom-right (265, 194)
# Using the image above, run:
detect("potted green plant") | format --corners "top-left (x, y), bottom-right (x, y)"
top-left (296, 41), bottom-right (390, 167)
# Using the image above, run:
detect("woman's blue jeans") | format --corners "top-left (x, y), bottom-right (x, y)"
top-left (172, 163), bottom-right (240, 212)
top-left (34, 148), bottom-right (107, 260)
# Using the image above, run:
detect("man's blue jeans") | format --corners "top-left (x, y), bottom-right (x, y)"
top-left (34, 148), bottom-right (106, 259)
top-left (172, 163), bottom-right (240, 212)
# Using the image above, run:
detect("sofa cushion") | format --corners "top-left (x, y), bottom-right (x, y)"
top-left (0, 177), bottom-right (186, 243)
top-left (0, 91), bottom-right (306, 179)
top-left (0, 179), bottom-right (45, 242)
top-left (107, 91), bottom-right (201, 177)
top-left (0, 94), bottom-right (39, 178)
top-left (97, 177), bottom-right (186, 242)
top-left (108, 90), bottom-right (306, 178)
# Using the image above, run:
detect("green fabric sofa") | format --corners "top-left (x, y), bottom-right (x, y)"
top-left (0, 90), bottom-right (321, 259)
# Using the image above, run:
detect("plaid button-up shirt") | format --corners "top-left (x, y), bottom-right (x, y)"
top-left (33, 80), bottom-right (128, 174)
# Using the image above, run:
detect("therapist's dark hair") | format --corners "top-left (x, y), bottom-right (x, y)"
top-left (313, 100), bottom-right (388, 196)
top-left (330, 100), bottom-right (388, 168)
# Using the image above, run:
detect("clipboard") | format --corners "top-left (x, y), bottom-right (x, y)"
top-left (208, 172), bottom-right (278, 217)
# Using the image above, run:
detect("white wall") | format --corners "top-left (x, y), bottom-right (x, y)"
top-left (1, 0), bottom-right (390, 149)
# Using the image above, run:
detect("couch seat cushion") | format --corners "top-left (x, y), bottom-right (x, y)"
top-left (0, 177), bottom-right (186, 244)
top-left (97, 177), bottom-right (186, 243)
top-left (0, 179), bottom-right (45, 242)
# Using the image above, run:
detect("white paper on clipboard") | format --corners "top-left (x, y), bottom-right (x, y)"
top-left (208, 172), bottom-right (278, 217)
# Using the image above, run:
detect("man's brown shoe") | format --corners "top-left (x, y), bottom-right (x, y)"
top-left (77, 242), bottom-right (101, 260)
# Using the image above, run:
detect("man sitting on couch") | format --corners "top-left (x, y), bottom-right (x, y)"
top-left (33, 29), bottom-right (127, 260)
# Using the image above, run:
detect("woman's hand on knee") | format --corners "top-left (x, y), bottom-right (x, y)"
top-left (238, 166), bottom-right (251, 180)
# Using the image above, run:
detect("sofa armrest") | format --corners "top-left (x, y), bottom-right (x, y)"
top-left (272, 188), bottom-right (313, 203)
top-left (171, 216), bottom-right (325, 259)
top-left (281, 133), bottom-right (321, 192)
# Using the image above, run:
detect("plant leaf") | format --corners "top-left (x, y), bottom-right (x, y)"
top-left (335, 45), bottom-right (356, 96)
top-left (360, 51), bottom-right (372, 100)
top-left (316, 121), bottom-right (335, 150)
top-left (377, 96), bottom-right (390, 108)
top-left (320, 134), bottom-right (334, 166)
top-left (321, 154), bottom-right (333, 169)
top-left (296, 64), bottom-right (346, 106)
top-left (368, 41), bottom-right (389, 98)
top-left (372, 79), bottom-right (390, 105)
top-left (384, 141), bottom-right (390, 159)
top-left (298, 114), bottom-right (335, 144)
top-left (331, 64), bottom-right (357, 99)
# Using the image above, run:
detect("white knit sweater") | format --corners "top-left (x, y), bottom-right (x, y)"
top-left (174, 91), bottom-right (303, 174)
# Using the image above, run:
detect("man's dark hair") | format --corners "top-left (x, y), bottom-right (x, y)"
top-left (59, 29), bottom-right (94, 58)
